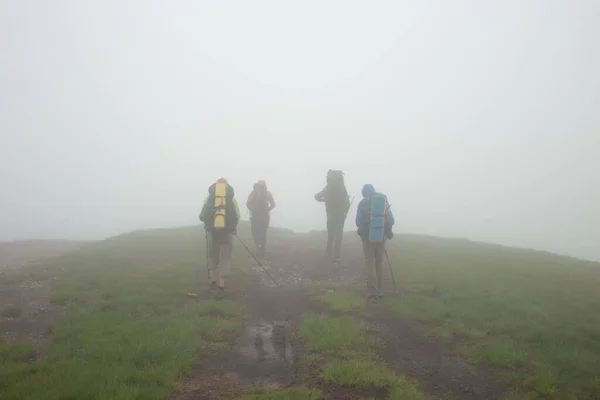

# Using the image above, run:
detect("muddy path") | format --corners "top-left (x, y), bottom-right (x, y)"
top-left (0, 245), bottom-right (74, 360)
top-left (172, 239), bottom-right (507, 400)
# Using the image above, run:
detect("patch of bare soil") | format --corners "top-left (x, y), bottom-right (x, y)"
top-left (174, 236), bottom-right (507, 399)
top-left (171, 272), bottom-right (318, 400)
top-left (364, 308), bottom-right (505, 400)
top-left (0, 241), bottom-right (76, 360)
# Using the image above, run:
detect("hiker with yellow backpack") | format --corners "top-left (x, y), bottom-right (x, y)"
top-left (199, 178), bottom-right (240, 299)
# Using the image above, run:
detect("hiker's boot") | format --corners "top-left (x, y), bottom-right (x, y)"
top-left (365, 293), bottom-right (377, 301)
top-left (215, 287), bottom-right (224, 300)
top-left (332, 259), bottom-right (341, 278)
top-left (376, 293), bottom-right (385, 301)
top-left (209, 280), bottom-right (217, 293)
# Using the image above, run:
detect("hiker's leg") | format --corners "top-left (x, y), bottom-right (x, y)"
top-left (374, 242), bottom-right (385, 295)
top-left (332, 215), bottom-right (345, 262)
top-left (250, 217), bottom-right (260, 248)
top-left (218, 232), bottom-right (233, 287)
top-left (325, 215), bottom-right (334, 257)
top-left (262, 214), bottom-right (270, 250)
top-left (257, 215), bottom-right (268, 254)
top-left (362, 240), bottom-right (376, 296)
top-left (208, 232), bottom-right (220, 283)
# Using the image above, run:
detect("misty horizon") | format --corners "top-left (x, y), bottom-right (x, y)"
top-left (1, 1), bottom-right (599, 261)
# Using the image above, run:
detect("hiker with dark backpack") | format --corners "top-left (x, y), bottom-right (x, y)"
top-left (199, 178), bottom-right (240, 299)
top-left (356, 184), bottom-right (395, 300)
top-left (314, 170), bottom-right (351, 265)
top-left (246, 180), bottom-right (276, 256)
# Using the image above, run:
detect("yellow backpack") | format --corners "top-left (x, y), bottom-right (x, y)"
top-left (213, 181), bottom-right (228, 230)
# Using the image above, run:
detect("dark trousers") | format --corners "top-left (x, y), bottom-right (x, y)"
top-left (325, 213), bottom-right (346, 261)
top-left (250, 214), bottom-right (270, 253)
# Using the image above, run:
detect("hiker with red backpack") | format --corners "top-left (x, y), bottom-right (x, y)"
top-left (314, 170), bottom-right (351, 266)
top-left (246, 180), bottom-right (276, 256)
top-left (199, 178), bottom-right (241, 299)
top-left (356, 184), bottom-right (395, 300)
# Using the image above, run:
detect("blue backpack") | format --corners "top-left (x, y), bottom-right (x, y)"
top-left (368, 193), bottom-right (388, 242)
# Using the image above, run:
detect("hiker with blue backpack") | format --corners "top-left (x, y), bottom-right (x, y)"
top-left (356, 184), bottom-right (395, 300)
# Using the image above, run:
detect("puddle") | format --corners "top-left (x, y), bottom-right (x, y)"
top-left (239, 319), bottom-right (295, 366)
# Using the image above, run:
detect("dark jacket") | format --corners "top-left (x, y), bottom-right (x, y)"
top-left (314, 184), bottom-right (350, 217)
top-left (356, 184), bottom-right (394, 240)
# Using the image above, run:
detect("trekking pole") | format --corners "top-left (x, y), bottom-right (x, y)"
top-left (384, 248), bottom-right (398, 294)
top-left (234, 233), bottom-right (278, 285)
top-left (205, 230), bottom-right (210, 280)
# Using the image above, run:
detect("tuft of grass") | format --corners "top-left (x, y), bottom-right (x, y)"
top-left (385, 235), bottom-right (600, 398)
top-left (388, 382), bottom-right (428, 400)
top-left (242, 387), bottom-right (323, 399)
top-left (299, 313), bottom-right (374, 359)
top-left (315, 291), bottom-right (366, 312)
top-left (0, 226), bottom-right (248, 400)
top-left (1, 306), bottom-right (22, 318)
top-left (299, 313), bottom-right (426, 398)
top-left (321, 359), bottom-right (401, 387)
top-left (0, 341), bottom-right (37, 363)
top-left (302, 353), bottom-right (324, 368)
top-left (322, 360), bottom-right (425, 399)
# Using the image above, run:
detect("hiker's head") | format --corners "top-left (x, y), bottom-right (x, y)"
top-left (362, 184), bottom-right (376, 197)
top-left (216, 177), bottom-right (228, 184)
top-left (258, 179), bottom-right (267, 187)
top-left (326, 170), bottom-right (344, 185)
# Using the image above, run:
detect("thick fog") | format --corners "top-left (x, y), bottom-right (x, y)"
top-left (1, 1), bottom-right (599, 261)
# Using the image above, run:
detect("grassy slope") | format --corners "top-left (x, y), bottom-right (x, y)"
top-left (386, 235), bottom-right (600, 399)
top-left (0, 226), bottom-right (248, 400)
top-left (0, 239), bottom-right (86, 267)
top-left (2, 226), bottom-right (599, 399)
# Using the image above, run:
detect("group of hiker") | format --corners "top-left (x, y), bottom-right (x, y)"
top-left (198, 170), bottom-right (394, 300)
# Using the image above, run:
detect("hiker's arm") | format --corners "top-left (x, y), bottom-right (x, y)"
top-left (355, 200), bottom-right (363, 227)
top-left (386, 203), bottom-right (395, 227)
top-left (246, 192), bottom-right (254, 210)
top-left (268, 192), bottom-right (276, 210)
top-left (233, 198), bottom-right (241, 225)
top-left (199, 198), bottom-right (208, 222)
top-left (314, 187), bottom-right (326, 202)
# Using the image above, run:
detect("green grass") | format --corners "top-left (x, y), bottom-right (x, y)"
top-left (0, 226), bottom-right (248, 400)
top-left (0, 340), bottom-right (37, 363)
top-left (1, 306), bottom-right (22, 318)
top-left (299, 313), bottom-right (426, 398)
top-left (299, 313), bottom-right (374, 359)
top-left (386, 235), bottom-right (600, 399)
top-left (242, 387), bottom-right (323, 399)
top-left (322, 360), bottom-right (423, 399)
top-left (314, 291), bottom-right (365, 312)
top-left (321, 359), bottom-right (403, 387)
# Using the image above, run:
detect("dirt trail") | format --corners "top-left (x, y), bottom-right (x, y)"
top-left (0, 244), bottom-right (75, 360)
top-left (172, 239), bottom-right (506, 400)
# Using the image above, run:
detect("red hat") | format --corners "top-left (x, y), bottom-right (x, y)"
top-left (258, 180), bottom-right (266, 185)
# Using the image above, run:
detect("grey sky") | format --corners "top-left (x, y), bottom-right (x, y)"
top-left (1, 1), bottom-right (599, 260)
